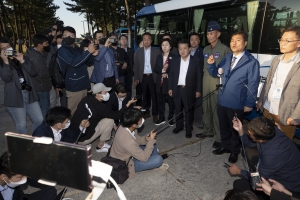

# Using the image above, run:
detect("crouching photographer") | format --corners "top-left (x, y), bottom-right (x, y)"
top-left (0, 37), bottom-right (43, 134)
top-left (226, 116), bottom-right (300, 199)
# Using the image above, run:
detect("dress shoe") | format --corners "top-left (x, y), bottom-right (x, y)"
top-left (228, 153), bottom-right (238, 163)
top-left (155, 118), bottom-right (165, 125)
top-left (186, 131), bottom-right (192, 138)
top-left (143, 113), bottom-right (150, 119)
top-left (195, 133), bottom-right (214, 139)
top-left (212, 141), bottom-right (222, 149)
top-left (153, 115), bottom-right (159, 123)
top-left (172, 127), bottom-right (183, 134)
top-left (212, 147), bottom-right (230, 155)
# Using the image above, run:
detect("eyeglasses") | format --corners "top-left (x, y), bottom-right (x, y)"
top-left (277, 39), bottom-right (300, 45)
top-left (63, 34), bottom-right (75, 38)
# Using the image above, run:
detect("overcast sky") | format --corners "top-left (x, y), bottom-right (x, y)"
top-left (54, 0), bottom-right (85, 36)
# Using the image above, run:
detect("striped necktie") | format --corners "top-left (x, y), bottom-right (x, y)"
top-left (230, 57), bottom-right (237, 70)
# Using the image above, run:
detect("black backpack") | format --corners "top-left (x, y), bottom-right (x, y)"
top-left (48, 49), bottom-right (68, 88)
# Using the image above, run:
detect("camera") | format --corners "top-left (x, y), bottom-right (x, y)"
top-left (250, 172), bottom-right (261, 190)
top-left (6, 50), bottom-right (17, 57)
top-left (95, 44), bottom-right (100, 50)
top-left (109, 38), bottom-right (116, 43)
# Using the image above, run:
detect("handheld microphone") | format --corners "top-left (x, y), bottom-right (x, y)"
top-left (85, 103), bottom-right (93, 119)
top-left (75, 104), bottom-right (93, 144)
top-left (217, 68), bottom-right (223, 90)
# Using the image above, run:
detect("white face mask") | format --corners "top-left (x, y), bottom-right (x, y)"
top-left (101, 93), bottom-right (110, 101)
top-left (4, 177), bottom-right (27, 188)
top-left (57, 44), bottom-right (62, 49)
top-left (62, 120), bottom-right (70, 129)
top-left (137, 118), bottom-right (145, 128)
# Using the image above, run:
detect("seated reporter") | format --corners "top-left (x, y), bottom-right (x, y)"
top-left (32, 106), bottom-right (89, 143)
top-left (110, 108), bottom-right (163, 178)
top-left (71, 83), bottom-right (136, 153)
top-left (0, 152), bottom-right (57, 200)
top-left (228, 117), bottom-right (300, 196)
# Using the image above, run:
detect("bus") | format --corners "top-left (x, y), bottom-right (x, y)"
top-left (135, 0), bottom-right (300, 77)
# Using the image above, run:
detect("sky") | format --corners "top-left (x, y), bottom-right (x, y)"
top-left (54, 0), bottom-right (86, 36)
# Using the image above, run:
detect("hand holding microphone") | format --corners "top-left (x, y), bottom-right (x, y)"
top-left (217, 68), bottom-right (223, 89)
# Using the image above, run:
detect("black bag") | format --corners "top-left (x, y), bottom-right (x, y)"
top-left (100, 156), bottom-right (129, 185)
top-left (48, 49), bottom-right (68, 88)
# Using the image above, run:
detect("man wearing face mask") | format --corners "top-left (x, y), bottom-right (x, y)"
top-left (0, 152), bottom-right (57, 200)
top-left (71, 83), bottom-right (137, 153)
top-left (110, 108), bottom-right (163, 178)
top-left (57, 26), bottom-right (98, 115)
top-left (32, 106), bottom-right (90, 143)
top-left (26, 34), bottom-right (53, 118)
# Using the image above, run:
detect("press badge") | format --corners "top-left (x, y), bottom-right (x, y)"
top-left (272, 87), bottom-right (282, 100)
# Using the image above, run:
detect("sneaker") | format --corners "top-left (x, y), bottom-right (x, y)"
top-left (155, 118), bottom-right (165, 125)
top-left (96, 143), bottom-right (111, 153)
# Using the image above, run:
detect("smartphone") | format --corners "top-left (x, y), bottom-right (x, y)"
top-left (134, 95), bottom-right (140, 100)
top-left (234, 111), bottom-right (238, 121)
top-left (94, 44), bottom-right (100, 50)
top-left (6, 50), bottom-right (17, 57)
top-left (109, 38), bottom-right (116, 43)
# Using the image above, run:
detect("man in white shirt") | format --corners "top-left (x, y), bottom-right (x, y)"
top-left (168, 39), bottom-right (202, 138)
top-left (257, 25), bottom-right (300, 139)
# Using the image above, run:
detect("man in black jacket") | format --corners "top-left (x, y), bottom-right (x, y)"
top-left (70, 83), bottom-right (136, 153)
top-left (0, 152), bottom-right (56, 200)
top-left (168, 39), bottom-right (202, 138)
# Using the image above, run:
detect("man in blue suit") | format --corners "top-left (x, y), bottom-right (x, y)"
top-left (91, 38), bottom-right (119, 92)
top-left (207, 31), bottom-right (260, 163)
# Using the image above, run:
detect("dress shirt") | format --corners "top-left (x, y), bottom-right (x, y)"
top-left (50, 127), bottom-right (62, 141)
top-left (190, 46), bottom-right (199, 56)
top-left (178, 55), bottom-right (190, 85)
top-left (264, 52), bottom-right (299, 115)
top-left (126, 128), bottom-right (136, 139)
top-left (0, 184), bottom-right (14, 200)
top-left (144, 47), bottom-right (152, 74)
top-left (231, 51), bottom-right (245, 70)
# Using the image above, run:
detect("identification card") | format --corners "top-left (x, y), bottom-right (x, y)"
top-left (272, 87), bottom-right (282, 100)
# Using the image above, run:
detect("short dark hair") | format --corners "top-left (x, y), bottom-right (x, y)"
top-left (0, 152), bottom-right (13, 178)
top-left (57, 34), bottom-right (63, 39)
top-left (162, 33), bottom-right (171, 39)
top-left (0, 37), bottom-right (12, 47)
top-left (142, 32), bottom-right (152, 40)
top-left (80, 39), bottom-right (91, 51)
top-left (45, 106), bottom-right (72, 126)
top-left (178, 39), bottom-right (191, 48)
top-left (160, 38), bottom-right (173, 49)
top-left (283, 25), bottom-right (300, 39)
top-left (224, 189), bottom-right (258, 200)
top-left (93, 30), bottom-right (103, 39)
top-left (231, 31), bottom-right (248, 42)
top-left (189, 32), bottom-right (200, 40)
top-left (32, 34), bottom-right (48, 47)
top-left (119, 34), bottom-right (128, 40)
top-left (115, 83), bottom-right (127, 94)
top-left (247, 117), bottom-right (275, 141)
top-left (121, 108), bottom-right (143, 128)
top-left (63, 26), bottom-right (76, 35)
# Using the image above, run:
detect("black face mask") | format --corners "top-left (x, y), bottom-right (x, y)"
top-left (43, 45), bottom-right (50, 52)
top-left (63, 37), bottom-right (75, 45)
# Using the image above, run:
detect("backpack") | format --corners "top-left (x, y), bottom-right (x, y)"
top-left (48, 49), bottom-right (67, 88)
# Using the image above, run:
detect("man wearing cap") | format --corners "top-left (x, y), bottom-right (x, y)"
top-left (70, 83), bottom-right (136, 153)
top-left (196, 21), bottom-right (231, 150)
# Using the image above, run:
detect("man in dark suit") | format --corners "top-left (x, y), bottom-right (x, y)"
top-left (0, 152), bottom-right (57, 200)
top-left (189, 33), bottom-right (204, 130)
top-left (168, 39), bottom-right (202, 138)
top-left (134, 32), bottom-right (160, 123)
top-left (120, 35), bottom-right (134, 98)
top-left (33, 106), bottom-right (90, 143)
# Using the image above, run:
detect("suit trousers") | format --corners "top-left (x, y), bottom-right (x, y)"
top-left (135, 83), bottom-right (143, 106)
top-left (217, 104), bottom-right (244, 154)
top-left (141, 75), bottom-right (158, 116)
top-left (194, 97), bottom-right (203, 124)
top-left (157, 88), bottom-right (175, 121)
top-left (174, 87), bottom-right (195, 132)
top-left (125, 72), bottom-right (133, 98)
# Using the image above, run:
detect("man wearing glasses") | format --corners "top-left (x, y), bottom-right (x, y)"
top-left (57, 26), bottom-right (98, 115)
top-left (257, 25), bottom-right (300, 139)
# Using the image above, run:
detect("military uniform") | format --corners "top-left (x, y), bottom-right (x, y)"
top-left (202, 40), bottom-right (230, 141)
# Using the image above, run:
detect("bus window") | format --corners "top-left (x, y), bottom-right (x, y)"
top-left (260, 0), bottom-right (300, 54)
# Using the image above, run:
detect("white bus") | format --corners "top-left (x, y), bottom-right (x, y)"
top-left (135, 0), bottom-right (300, 77)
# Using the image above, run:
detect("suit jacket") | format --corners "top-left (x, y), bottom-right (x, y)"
top-left (134, 46), bottom-right (160, 83)
top-left (110, 126), bottom-right (156, 178)
top-left (111, 47), bottom-right (129, 77)
top-left (192, 46), bottom-right (204, 68)
top-left (32, 121), bottom-right (79, 143)
top-left (91, 46), bottom-right (119, 83)
top-left (168, 55), bottom-right (202, 99)
top-left (153, 53), bottom-right (177, 93)
top-left (259, 54), bottom-right (300, 125)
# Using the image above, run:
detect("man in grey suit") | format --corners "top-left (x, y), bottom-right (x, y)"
top-left (134, 32), bottom-right (160, 123)
top-left (257, 25), bottom-right (300, 139)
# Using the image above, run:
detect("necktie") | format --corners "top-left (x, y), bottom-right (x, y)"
top-left (161, 57), bottom-right (168, 86)
top-left (230, 57), bottom-right (237, 70)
